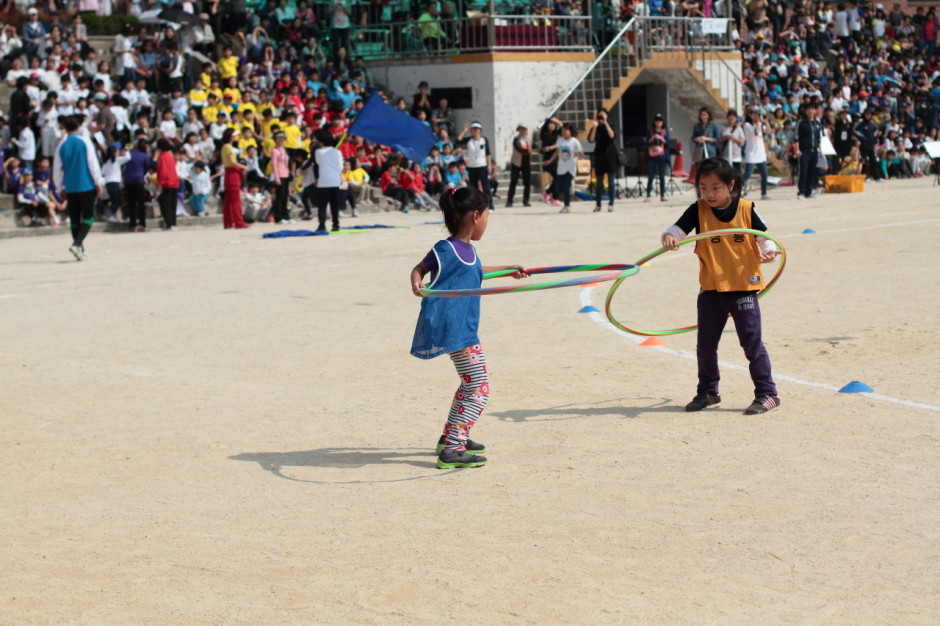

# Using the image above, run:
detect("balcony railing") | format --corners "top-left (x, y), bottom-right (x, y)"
top-left (354, 14), bottom-right (597, 61)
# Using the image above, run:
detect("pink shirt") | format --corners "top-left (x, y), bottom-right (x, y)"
top-left (271, 146), bottom-right (290, 183)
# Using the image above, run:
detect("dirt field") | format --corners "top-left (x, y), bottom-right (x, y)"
top-left (2, 178), bottom-right (938, 624)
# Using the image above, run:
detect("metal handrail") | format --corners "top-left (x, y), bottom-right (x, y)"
top-left (688, 42), bottom-right (745, 112)
top-left (545, 17), bottom-right (638, 122)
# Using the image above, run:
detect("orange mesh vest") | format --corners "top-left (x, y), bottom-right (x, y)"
top-left (694, 198), bottom-right (764, 292)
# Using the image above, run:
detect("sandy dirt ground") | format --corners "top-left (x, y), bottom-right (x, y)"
top-left (1, 178), bottom-right (939, 624)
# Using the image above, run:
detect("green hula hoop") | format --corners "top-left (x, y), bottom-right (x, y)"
top-left (421, 264), bottom-right (640, 298)
top-left (604, 228), bottom-right (787, 336)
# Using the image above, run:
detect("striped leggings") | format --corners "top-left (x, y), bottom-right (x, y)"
top-left (443, 344), bottom-right (490, 452)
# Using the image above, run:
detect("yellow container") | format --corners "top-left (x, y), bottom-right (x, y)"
top-left (824, 174), bottom-right (866, 193)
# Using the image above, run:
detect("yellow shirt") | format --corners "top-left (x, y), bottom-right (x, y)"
top-left (261, 137), bottom-right (276, 157)
top-left (202, 105), bottom-right (220, 124)
top-left (283, 124), bottom-right (302, 149)
top-left (257, 102), bottom-right (276, 118)
top-left (237, 137), bottom-right (258, 152)
top-left (223, 87), bottom-right (242, 103)
top-left (199, 72), bottom-right (212, 88)
top-left (218, 56), bottom-right (240, 80)
top-left (239, 101), bottom-right (256, 115)
top-left (694, 198), bottom-right (763, 292)
top-left (343, 167), bottom-right (368, 184)
top-left (261, 117), bottom-right (281, 138)
top-left (221, 143), bottom-right (239, 169)
top-left (300, 138), bottom-right (312, 155)
top-left (218, 104), bottom-right (234, 119)
top-left (189, 89), bottom-right (208, 107)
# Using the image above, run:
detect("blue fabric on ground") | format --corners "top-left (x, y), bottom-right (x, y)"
top-left (344, 224), bottom-right (397, 229)
top-left (262, 229), bottom-right (329, 238)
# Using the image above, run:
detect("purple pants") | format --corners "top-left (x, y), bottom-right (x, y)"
top-left (696, 290), bottom-right (777, 398)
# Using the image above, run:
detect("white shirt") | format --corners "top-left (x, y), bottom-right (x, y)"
top-left (16, 127), bottom-right (35, 160)
top-left (721, 123), bottom-right (745, 162)
top-left (463, 135), bottom-right (489, 168)
top-left (315, 146), bottom-right (343, 187)
top-left (102, 153), bottom-right (130, 184)
top-left (190, 169), bottom-right (211, 195)
top-left (743, 121), bottom-right (767, 164)
top-left (554, 136), bottom-right (582, 176)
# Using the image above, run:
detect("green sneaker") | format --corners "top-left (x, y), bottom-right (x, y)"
top-left (436, 435), bottom-right (486, 455)
top-left (437, 450), bottom-right (488, 469)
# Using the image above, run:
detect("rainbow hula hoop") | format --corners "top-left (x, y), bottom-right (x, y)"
top-left (604, 228), bottom-right (787, 336)
top-left (421, 264), bottom-right (640, 298)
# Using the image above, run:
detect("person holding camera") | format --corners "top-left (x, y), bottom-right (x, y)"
top-left (645, 114), bottom-right (671, 202)
top-left (587, 107), bottom-right (617, 212)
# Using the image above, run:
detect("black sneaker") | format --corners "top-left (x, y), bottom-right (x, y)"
top-left (505, 202), bottom-right (513, 208)
top-left (685, 392), bottom-right (721, 412)
top-left (436, 435), bottom-right (485, 455)
top-left (743, 395), bottom-right (781, 415)
top-left (331, 223), bottom-right (340, 232)
top-left (593, 206), bottom-right (601, 212)
top-left (437, 449), bottom-right (487, 469)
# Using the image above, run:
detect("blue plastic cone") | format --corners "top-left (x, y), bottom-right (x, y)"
top-left (802, 228), bottom-right (816, 234)
top-left (839, 381), bottom-right (874, 393)
top-left (578, 305), bottom-right (600, 313)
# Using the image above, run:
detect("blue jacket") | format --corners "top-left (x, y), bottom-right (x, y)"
top-left (53, 133), bottom-right (103, 194)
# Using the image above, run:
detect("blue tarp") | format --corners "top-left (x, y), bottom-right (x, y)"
top-left (262, 229), bottom-right (329, 238)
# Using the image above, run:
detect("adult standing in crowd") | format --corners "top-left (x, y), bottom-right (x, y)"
top-left (457, 121), bottom-right (494, 211)
top-left (315, 129), bottom-right (344, 232)
top-left (588, 106), bottom-right (616, 212)
top-left (545, 123), bottom-right (584, 214)
top-left (691, 106), bottom-right (720, 166)
top-left (124, 138), bottom-right (151, 232)
top-left (742, 106), bottom-right (770, 200)
top-left (720, 109), bottom-right (745, 173)
top-left (796, 102), bottom-right (821, 199)
top-left (854, 108), bottom-right (880, 182)
top-left (645, 113), bottom-right (670, 202)
top-left (539, 116), bottom-right (561, 206)
top-left (54, 116), bottom-right (103, 261)
top-left (270, 130), bottom-right (292, 224)
top-left (221, 128), bottom-right (250, 229)
top-left (155, 139), bottom-right (179, 231)
top-left (506, 123), bottom-right (531, 208)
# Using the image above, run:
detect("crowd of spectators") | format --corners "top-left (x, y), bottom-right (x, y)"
top-left (1, 0), bottom-right (938, 230)
top-left (0, 1), bottom-right (497, 230)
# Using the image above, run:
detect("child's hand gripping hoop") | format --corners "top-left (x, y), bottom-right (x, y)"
top-left (604, 228), bottom-right (787, 337)
top-left (420, 264), bottom-right (641, 298)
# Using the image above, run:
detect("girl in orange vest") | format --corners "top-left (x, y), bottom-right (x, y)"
top-left (661, 157), bottom-right (782, 415)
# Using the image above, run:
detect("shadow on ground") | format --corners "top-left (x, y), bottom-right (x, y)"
top-left (230, 447), bottom-right (460, 484)
top-left (487, 397), bottom-right (742, 422)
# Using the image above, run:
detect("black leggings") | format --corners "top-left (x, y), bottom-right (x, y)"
top-left (158, 187), bottom-right (177, 228)
top-left (125, 182), bottom-right (147, 228)
top-left (66, 189), bottom-right (97, 247)
top-left (273, 179), bottom-right (291, 222)
top-left (316, 187), bottom-right (342, 228)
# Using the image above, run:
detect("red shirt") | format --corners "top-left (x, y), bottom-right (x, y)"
top-left (156, 151), bottom-right (180, 188)
top-left (398, 169), bottom-right (414, 191)
top-left (378, 169), bottom-right (394, 193)
top-left (412, 171), bottom-right (425, 193)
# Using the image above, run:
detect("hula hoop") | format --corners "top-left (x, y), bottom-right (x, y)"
top-left (421, 264), bottom-right (640, 298)
top-left (604, 228), bottom-right (787, 336)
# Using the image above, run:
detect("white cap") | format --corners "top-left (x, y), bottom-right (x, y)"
top-left (28, 7), bottom-right (37, 14)
top-left (470, 122), bottom-right (482, 129)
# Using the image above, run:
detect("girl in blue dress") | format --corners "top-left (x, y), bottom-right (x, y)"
top-left (410, 187), bottom-right (528, 469)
